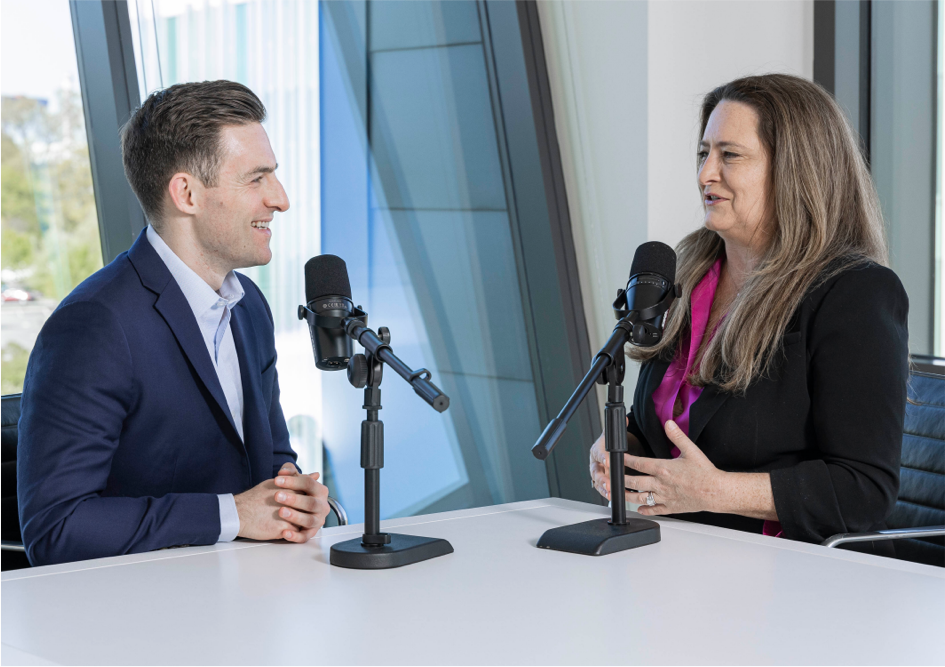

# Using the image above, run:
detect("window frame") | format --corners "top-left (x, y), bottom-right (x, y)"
top-left (71, 0), bottom-right (604, 505)
top-left (70, 0), bottom-right (146, 264)
top-left (815, 0), bottom-right (941, 357)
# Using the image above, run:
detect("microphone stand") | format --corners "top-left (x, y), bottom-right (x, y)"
top-left (531, 286), bottom-right (678, 556)
top-left (299, 304), bottom-right (453, 569)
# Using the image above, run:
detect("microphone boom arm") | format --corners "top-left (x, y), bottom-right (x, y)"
top-left (532, 281), bottom-right (679, 461)
top-left (344, 318), bottom-right (450, 413)
top-left (531, 315), bottom-right (635, 461)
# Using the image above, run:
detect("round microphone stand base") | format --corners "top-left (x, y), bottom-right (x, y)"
top-left (536, 517), bottom-right (660, 557)
top-left (330, 534), bottom-right (454, 570)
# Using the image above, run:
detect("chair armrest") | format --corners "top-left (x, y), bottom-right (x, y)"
top-left (822, 526), bottom-right (945, 548)
top-left (327, 496), bottom-right (348, 526)
top-left (1, 541), bottom-right (25, 552)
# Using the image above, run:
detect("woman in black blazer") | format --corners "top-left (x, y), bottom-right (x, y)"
top-left (589, 74), bottom-right (908, 555)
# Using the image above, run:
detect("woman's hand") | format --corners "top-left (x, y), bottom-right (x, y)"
top-left (590, 419), bottom-right (779, 520)
top-left (589, 432), bottom-right (610, 498)
top-left (624, 420), bottom-right (726, 515)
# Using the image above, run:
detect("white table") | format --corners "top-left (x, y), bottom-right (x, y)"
top-left (2, 498), bottom-right (943, 665)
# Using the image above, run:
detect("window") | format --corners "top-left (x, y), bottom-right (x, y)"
top-left (129, 0), bottom-right (598, 523)
top-left (320, 0), bottom-right (551, 520)
top-left (937, 0), bottom-right (944, 355)
top-left (1, 0), bottom-right (103, 394)
top-left (871, 0), bottom-right (941, 357)
top-left (129, 0), bottom-right (326, 478)
top-left (816, 0), bottom-right (944, 357)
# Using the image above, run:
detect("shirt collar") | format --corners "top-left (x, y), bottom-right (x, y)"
top-left (146, 225), bottom-right (245, 317)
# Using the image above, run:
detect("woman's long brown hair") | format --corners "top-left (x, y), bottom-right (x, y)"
top-left (629, 74), bottom-right (888, 393)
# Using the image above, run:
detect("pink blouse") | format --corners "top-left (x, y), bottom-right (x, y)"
top-left (651, 257), bottom-right (783, 538)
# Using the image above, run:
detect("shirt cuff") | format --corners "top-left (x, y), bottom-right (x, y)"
top-left (217, 493), bottom-right (240, 542)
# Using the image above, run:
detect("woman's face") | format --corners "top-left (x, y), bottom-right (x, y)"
top-left (697, 100), bottom-right (771, 250)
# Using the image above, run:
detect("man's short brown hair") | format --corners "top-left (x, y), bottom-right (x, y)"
top-left (121, 80), bottom-right (267, 223)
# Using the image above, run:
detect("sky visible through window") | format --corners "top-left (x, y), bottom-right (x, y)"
top-left (1, 0), bottom-right (78, 101)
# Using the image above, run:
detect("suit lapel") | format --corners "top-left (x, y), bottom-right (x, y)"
top-left (128, 230), bottom-right (240, 441)
top-left (637, 357), bottom-right (732, 455)
top-left (230, 302), bottom-right (272, 485)
top-left (153, 288), bottom-right (240, 439)
top-left (688, 383), bottom-right (731, 444)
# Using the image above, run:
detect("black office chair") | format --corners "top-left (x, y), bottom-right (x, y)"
top-left (823, 357), bottom-right (945, 567)
top-left (1, 394), bottom-right (29, 571)
top-left (0, 393), bottom-right (347, 572)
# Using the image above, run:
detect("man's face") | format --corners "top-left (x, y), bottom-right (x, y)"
top-left (193, 123), bottom-right (289, 272)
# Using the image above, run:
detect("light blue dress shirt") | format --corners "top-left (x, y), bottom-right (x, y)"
top-left (146, 226), bottom-right (243, 542)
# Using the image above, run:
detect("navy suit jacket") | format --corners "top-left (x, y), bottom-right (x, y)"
top-left (18, 230), bottom-right (296, 566)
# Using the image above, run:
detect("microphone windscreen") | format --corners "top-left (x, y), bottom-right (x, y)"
top-left (629, 241), bottom-right (676, 284)
top-left (305, 255), bottom-right (352, 303)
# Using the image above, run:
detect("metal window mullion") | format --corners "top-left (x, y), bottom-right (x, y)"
top-left (71, 0), bottom-right (146, 264)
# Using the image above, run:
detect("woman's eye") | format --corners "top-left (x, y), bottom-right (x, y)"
top-left (723, 151), bottom-right (739, 159)
top-left (697, 151), bottom-right (708, 161)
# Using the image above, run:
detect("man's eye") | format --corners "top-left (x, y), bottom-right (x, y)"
top-left (252, 176), bottom-right (264, 183)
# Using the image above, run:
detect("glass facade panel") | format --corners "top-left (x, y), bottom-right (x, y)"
top-left (871, 0), bottom-right (940, 356)
top-left (937, 0), bottom-right (944, 355)
top-left (1, 0), bottom-right (103, 395)
top-left (131, 0), bottom-right (553, 522)
top-left (322, 0), bottom-right (550, 520)
top-left (131, 0), bottom-right (325, 478)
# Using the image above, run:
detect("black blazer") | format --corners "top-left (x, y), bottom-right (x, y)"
top-left (627, 262), bottom-right (909, 553)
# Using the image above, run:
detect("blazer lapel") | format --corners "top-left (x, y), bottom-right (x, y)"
top-left (128, 231), bottom-right (240, 440)
top-left (230, 302), bottom-right (272, 485)
top-left (688, 383), bottom-right (731, 445)
top-left (636, 357), bottom-right (732, 455)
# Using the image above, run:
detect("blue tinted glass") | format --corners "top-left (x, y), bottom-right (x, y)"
top-left (369, 0), bottom-right (481, 52)
top-left (136, 0), bottom-right (554, 522)
top-left (321, 0), bottom-right (549, 521)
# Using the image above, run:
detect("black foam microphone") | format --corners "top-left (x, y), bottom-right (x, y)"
top-left (299, 255), bottom-right (449, 412)
top-left (303, 255), bottom-right (358, 370)
top-left (614, 241), bottom-right (679, 347)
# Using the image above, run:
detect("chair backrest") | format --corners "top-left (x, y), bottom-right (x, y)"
top-left (0, 394), bottom-right (29, 572)
top-left (2, 393), bottom-right (21, 545)
top-left (886, 368), bottom-right (945, 567)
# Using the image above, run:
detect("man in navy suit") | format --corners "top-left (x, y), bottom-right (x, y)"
top-left (17, 81), bottom-right (330, 566)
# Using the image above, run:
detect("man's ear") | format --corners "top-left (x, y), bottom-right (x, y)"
top-left (166, 172), bottom-right (203, 216)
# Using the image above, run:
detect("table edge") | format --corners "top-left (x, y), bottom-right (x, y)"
top-left (4, 497), bottom-right (942, 582)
